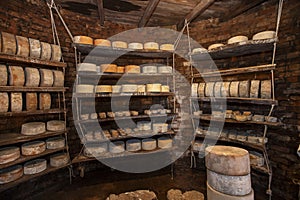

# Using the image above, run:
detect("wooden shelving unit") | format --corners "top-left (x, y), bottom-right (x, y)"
top-left (73, 92), bottom-right (175, 98)
top-left (0, 86), bottom-right (68, 92)
top-left (190, 97), bottom-right (278, 105)
top-left (0, 109), bottom-right (66, 117)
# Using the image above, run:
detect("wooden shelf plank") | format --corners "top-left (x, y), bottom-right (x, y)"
top-left (0, 53), bottom-right (67, 68)
top-left (0, 109), bottom-right (66, 117)
top-left (77, 72), bottom-right (174, 79)
top-left (190, 97), bottom-right (278, 105)
top-left (73, 92), bottom-right (175, 98)
top-left (0, 86), bottom-right (68, 92)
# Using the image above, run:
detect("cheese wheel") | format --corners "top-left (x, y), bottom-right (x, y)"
top-left (161, 85), bottom-right (170, 92)
top-left (125, 65), bottom-right (140, 73)
top-left (146, 84), bottom-right (161, 92)
top-left (229, 81), bottom-right (239, 97)
top-left (117, 66), bottom-right (125, 73)
top-left (47, 120), bottom-right (65, 131)
top-left (205, 82), bottom-right (215, 97)
top-left (39, 93), bottom-right (51, 110)
top-left (252, 31), bottom-right (276, 40)
top-left (252, 115), bottom-right (265, 122)
top-left (158, 137), bottom-right (172, 149)
top-left (137, 85), bottom-right (146, 93)
top-left (207, 183), bottom-right (254, 200)
top-left (144, 42), bottom-right (159, 50)
top-left (84, 145), bottom-right (107, 157)
top-left (207, 169), bottom-right (252, 196)
top-left (78, 63), bottom-right (97, 72)
top-left (208, 43), bottom-right (224, 51)
top-left (0, 165), bottom-right (23, 184)
top-left (29, 38), bottom-right (41, 59)
top-left (228, 36), bottom-right (248, 44)
top-left (198, 83), bottom-right (206, 97)
top-left (191, 83), bottom-right (198, 97)
top-left (126, 139), bottom-right (141, 152)
top-left (73, 36), bottom-right (93, 45)
top-left (46, 137), bottom-right (65, 149)
top-left (239, 80), bottom-right (250, 98)
top-left (90, 113), bottom-right (98, 119)
top-left (11, 92), bottom-right (23, 112)
top-left (112, 85), bottom-right (122, 93)
top-left (182, 191), bottom-right (205, 200)
top-left (24, 159), bottom-right (47, 175)
top-left (0, 93), bottom-right (9, 113)
top-left (128, 42), bottom-right (143, 50)
top-left (261, 80), bottom-right (272, 99)
top-left (96, 85), bottom-right (112, 93)
top-left (39, 69), bottom-right (54, 87)
top-left (16, 35), bottom-right (30, 57)
top-left (94, 39), bottom-right (111, 47)
top-left (137, 122), bottom-right (152, 131)
top-left (214, 82), bottom-right (222, 97)
top-left (192, 47), bottom-right (207, 54)
top-left (153, 123), bottom-right (168, 133)
top-left (50, 153), bottom-right (69, 167)
top-left (21, 122), bottom-right (46, 135)
top-left (142, 139), bottom-right (157, 151)
top-left (112, 41), bottom-right (128, 49)
top-left (130, 111), bottom-right (139, 116)
top-left (0, 147), bottom-right (20, 164)
top-left (143, 66), bottom-right (157, 74)
top-left (205, 145), bottom-right (250, 175)
top-left (21, 141), bottom-right (46, 156)
top-left (9, 66), bottom-right (25, 86)
top-left (0, 65), bottom-right (7, 86)
top-left (26, 93), bottom-right (38, 111)
top-left (109, 141), bottom-right (125, 153)
top-left (1, 32), bottom-right (17, 55)
top-left (221, 82), bottom-right (231, 97)
top-left (250, 80), bottom-right (260, 98)
top-left (40, 42), bottom-right (52, 60)
top-left (50, 44), bottom-right (62, 62)
top-left (160, 44), bottom-right (174, 51)
top-left (158, 66), bottom-right (172, 74)
top-left (25, 67), bottom-right (40, 87)
top-left (76, 85), bottom-right (94, 93)
top-left (100, 64), bottom-right (117, 73)
top-left (122, 84), bottom-right (138, 93)
top-left (52, 70), bottom-right (64, 87)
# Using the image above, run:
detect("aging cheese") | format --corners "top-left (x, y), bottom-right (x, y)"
top-left (21, 141), bottom-right (46, 156)
top-left (96, 85), bottom-right (112, 93)
top-left (161, 85), bottom-right (170, 92)
top-left (11, 92), bottom-right (23, 112)
top-left (182, 190), bottom-right (205, 200)
top-left (25, 67), bottom-right (40, 87)
top-left (198, 83), bottom-right (206, 97)
top-left (0, 165), bottom-right (23, 184)
top-left (144, 42), bottom-right (159, 50)
top-left (0, 93), bottom-right (9, 113)
top-left (47, 120), bottom-right (65, 131)
top-left (76, 85), bottom-right (94, 93)
top-left (112, 41), bottom-right (128, 49)
top-left (137, 85), bottom-right (146, 93)
top-left (39, 69), bottom-right (54, 87)
top-left (146, 84), bottom-right (161, 93)
top-left (50, 44), bottom-right (62, 62)
top-left (229, 81), bottom-right (239, 97)
top-left (46, 137), bottom-right (65, 149)
top-left (94, 39), bottom-right (111, 47)
top-left (109, 141), bottom-right (125, 153)
top-left (191, 83), bottom-right (198, 97)
top-left (100, 64), bottom-right (117, 73)
top-left (153, 123), bottom-right (168, 133)
top-left (228, 36), bottom-right (248, 44)
top-left (50, 153), bottom-right (69, 167)
top-left (78, 63), bottom-right (97, 72)
top-left (158, 66), bottom-right (172, 74)
top-left (29, 38), bottom-right (41, 59)
top-left (250, 80), bottom-right (260, 98)
top-left (0, 147), bottom-right (20, 164)
top-left (1, 32), bottom-right (17, 55)
top-left (160, 44), bottom-right (174, 51)
top-left (122, 84), bottom-right (138, 93)
top-left (205, 82), bottom-right (215, 97)
top-left (117, 66), bottom-right (125, 73)
top-left (112, 85), bottom-right (122, 93)
top-left (239, 80), bottom-right (250, 98)
top-left (205, 145), bottom-right (250, 175)
top-left (158, 137), bottom-right (172, 149)
top-left (0, 65), bottom-right (7, 86)
top-left (208, 43), bottom-right (225, 51)
top-left (26, 93), bottom-right (38, 111)
top-left (52, 70), bottom-right (64, 87)
top-left (261, 80), bottom-right (272, 99)
top-left (192, 47), bottom-right (207, 54)
top-left (207, 183), bottom-right (254, 200)
top-left (252, 31), bottom-right (276, 40)
top-left (16, 35), bottom-right (30, 57)
top-left (125, 65), bottom-right (140, 73)
top-left (142, 139), bottom-right (157, 151)
top-left (143, 66), bottom-right (157, 74)
top-left (221, 82), bottom-right (231, 97)
top-left (84, 145), bottom-right (107, 157)
top-left (126, 139), bottom-right (141, 152)
top-left (21, 122), bottom-right (46, 135)
top-left (9, 66), bottom-right (25, 86)
top-left (24, 159), bottom-right (47, 175)
top-left (73, 36), bottom-right (93, 45)
top-left (214, 82), bottom-right (222, 97)
top-left (40, 42), bottom-right (52, 60)
top-left (39, 93), bottom-right (51, 110)
top-left (128, 42), bottom-right (143, 50)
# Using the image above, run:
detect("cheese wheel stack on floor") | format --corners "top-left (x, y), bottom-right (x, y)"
top-left (205, 145), bottom-right (254, 200)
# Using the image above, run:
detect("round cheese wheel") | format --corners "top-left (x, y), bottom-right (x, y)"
top-left (214, 82), bottom-right (222, 97)
top-left (239, 80), bottom-right (250, 98)
top-left (21, 141), bottom-right (46, 156)
top-left (0, 93), bottom-right (9, 113)
top-left (112, 85), bottom-right (122, 93)
top-left (250, 80), bottom-right (260, 98)
top-left (29, 38), bottom-right (41, 59)
top-left (112, 41), bottom-right (128, 49)
top-left (0, 65), bottom-right (7, 86)
top-left (117, 66), bottom-right (125, 73)
top-left (122, 84), bottom-right (138, 93)
top-left (16, 35), bottom-right (30, 57)
top-left (100, 64), bottom-right (117, 73)
top-left (39, 93), bottom-right (51, 110)
top-left (261, 80), bottom-right (272, 99)
top-left (160, 44), bottom-right (174, 51)
top-left (158, 137), bottom-right (172, 149)
top-left (228, 36), bottom-right (248, 44)
top-left (0, 165), bottom-right (23, 184)
top-left (90, 113), bottom-right (98, 119)
top-left (137, 85), bottom-right (146, 93)
top-left (205, 145), bottom-right (250, 176)
top-left (137, 122), bottom-right (151, 131)
top-left (126, 139), bottom-right (141, 152)
top-left (84, 144), bottom-right (107, 157)
top-left (46, 137), bottom-right (65, 149)
top-left (76, 85), bottom-right (94, 93)
top-left (205, 82), bottom-right (215, 97)
top-left (143, 66), bottom-right (157, 74)
top-left (252, 115), bottom-right (265, 122)
top-left (144, 42), bottom-right (159, 50)
top-left (78, 63), bottom-right (97, 72)
top-left (50, 153), bottom-right (69, 167)
top-left (0, 147), bottom-right (20, 164)
top-left (229, 81), bottom-right (239, 97)
top-left (207, 183), bottom-right (254, 200)
top-left (96, 85), bottom-right (112, 93)
top-left (1, 32), bottom-right (17, 55)
top-left (192, 47), bottom-right (207, 54)
top-left (191, 83), bottom-right (198, 97)
top-left (130, 111), bottom-right (139, 116)
top-left (39, 69), bottom-right (54, 87)
top-left (158, 66), bottom-right (172, 74)
top-left (125, 65), bottom-right (140, 73)
top-left (142, 139), bottom-right (157, 151)
top-left (9, 66), bottom-right (25, 86)
top-left (109, 141), bottom-right (125, 153)
top-left (208, 43), bottom-right (225, 51)
top-left (252, 31), bottom-right (276, 40)
top-left (52, 70), bottom-right (64, 87)
top-left (128, 42), bottom-right (143, 50)
top-left (40, 42), bottom-right (52, 60)
top-left (50, 44), bottom-right (62, 62)
top-left (47, 120), bottom-right (65, 131)
top-left (153, 123), bottom-right (168, 133)
top-left (73, 36), bottom-right (93, 45)
top-left (161, 85), bottom-right (170, 92)
top-left (25, 67), bottom-right (40, 87)
top-left (94, 39), bottom-right (111, 47)
top-left (24, 159), bottom-right (47, 175)
top-left (146, 84), bottom-right (161, 92)
top-left (182, 191), bottom-right (205, 200)
top-left (10, 92), bottom-right (23, 112)
top-left (26, 92), bottom-right (38, 111)
top-left (221, 82), bottom-right (231, 97)
top-left (198, 83), bottom-right (206, 97)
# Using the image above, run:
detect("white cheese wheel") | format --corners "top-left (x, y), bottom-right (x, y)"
top-left (39, 93), bottom-right (51, 110)
top-left (109, 141), bottom-right (125, 153)
top-left (40, 42), bottom-right (52, 60)
top-left (76, 85), bottom-right (94, 93)
top-left (47, 120), bottom-right (65, 131)
top-left (112, 41), bottom-right (128, 49)
top-left (39, 69), bottom-right (54, 87)
top-left (96, 85), bottom-right (112, 93)
top-left (229, 81), bottom-right (239, 97)
top-left (29, 38), bottom-right (41, 59)
top-left (207, 183), bottom-right (254, 200)
top-left (84, 144), bottom-right (107, 157)
top-left (137, 122), bottom-right (152, 131)
top-left (16, 35), bottom-right (30, 57)
top-left (0, 147), bottom-right (20, 164)
top-left (11, 92), bottom-right (23, 112)
top-left (117, 66), bottom-right (125, 73)
top-left (205, 82), bottom-right (215, 97)
top-left (122, 84), bottom-right (138, 93)
top-left (252, 115), bottom-right (265, 122)
top-left (0, 65), bottom-right (7, 86)
top-left (46, 137), bottom-right (65, 149)
top-left (228, 36), bottom-right (248, 44)
top-left (0, 165), bottom-right (23, 184)
top-left (50, 153), bottom-right (69, 167)
top-left (100, 64), bottom-right (117, 73)
top-left (205, 145), bottom-right (250, 175)
top-left (153, 123), bottom-right (168, 133)
top-left (78, 63), bottom-right (97, 72)
top-left (50, 44), bottom-right (62, 62)
top-left (146, 84), bottom-right (162, 93)
top-left (9, 66), bottom-right (25, 86)
top-left (128, 42), bottom-right (143, 50)
top-left (26, 92), bottom-right (38, 111)
top-left (1, 32), bottom-right (17, 55)
top-left (25, 67), bottom-right (40, 87)
top-left (261, 80), bottom-right (272, 99)
top-left (239, 80), bottom-right (250, 98)
top-left (73, 36), bottom-right (93, 45)
top-left (143, 66), bottom-right (157, 74)
top-left (21, 122), bottom-right (46, 135)
top-left (198, 83), bottom-right (206, 97)
top-left (144, 42), bottom-right (159, 50)
top-left (90, 113), bottom-right (98, 119)
top-left (192, 47), bottom-right (207, 54)
top-left (191, 83), bottom-right (198, 97)
top-left (112, 85), bottom-right (122, 93)
top-left (125, 65), bottom-right (140, 73)
top-left (94, 39), bottom-right (111, 47)
top-left (214, 82), bottom-right (222, 97)
top-left (161, 85), bottom-right (170, 92)
top-left (221, 82), bottom-right (231, 97)
top-left (24, 159), bottom-right (47, 175)
top-left (21, 141), bottom-right (46, 156)
top-left (158, 137), bottom-right (172, 149)
top-left (160, 44), bottom-right (174, 51)
top-left (142, 139), bottom-right (157, 151)
top-left (158, 66), bottom-right (172, 74)
top-left (0, 93), bottom-right (9, 113)
top-left (126, 139), bottom-right (141, 152)
top-left (137, 85), bottom-right (146, 93)
top-left (250, 80), bottom-right (260, 98)
top-left (52, 70), bottom-right (64, 87)
top-left (208, 43), bottom-right (224, 51)
top-left (252, 31), bottom-right (276, 40)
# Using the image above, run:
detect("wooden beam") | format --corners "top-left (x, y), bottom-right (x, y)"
top-left (97, 0), bottom-right (104, 26)
top-left (138, 0), bottom-right (160, 28)
top-left (177, 0), bottom-right (215, 30)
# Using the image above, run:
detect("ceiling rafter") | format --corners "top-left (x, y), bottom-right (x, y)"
top-left (96, 0), bottom-right (104, 26)
top-left (138, 0), bottom-right (161, 28)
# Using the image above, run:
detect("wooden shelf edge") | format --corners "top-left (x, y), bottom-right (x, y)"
top-left (0, 109), bottom-right (66, 117)
top-left (77, 72), bottom-right (175, 77)
top-left (73, 92), bottom-right (175, 98)
top-left (190, 97), bottom-right (278, 105)
top-left (0, 86), bottom-right (68, 92)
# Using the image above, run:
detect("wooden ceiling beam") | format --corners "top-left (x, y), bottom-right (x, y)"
top-left (138, 0), bottom-right (160, 28)
top-left (177, 0), bottom-right (215, 30)
top-left (97, 0), bottom-right (104, 26)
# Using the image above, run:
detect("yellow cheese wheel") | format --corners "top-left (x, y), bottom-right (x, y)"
top-left (100, 64), bottom-right (117, 73)
top-left (161, 85), bottom-right (170, 92)
top-left (112, 41), bottom-right (128, 49)
top-left (1, 32), bottom-right (17, 55)
top-left (0, 93), bottom-right (9, 113)
top-left (9, 66), bottom-right (25, 86)
top-left (0, 65), bottom-right (7, 86)
top-left (137, 85), bottom-right (146, 93)
top-left (144, 42), bottom-right (159, 50)
top-left (50, 44), bottom-right (62, 62)
top-left (29, 38), bottom-right (41, 59)
top-left (112, 85), bottom-right (122, 93)
top-left (11, 92), bottom-right (23, 112)
top-left (25, 67), bottom-right (40, 87)
top-left (0, 165), bottom-right (23, 184)
top-left (94, 39), bottom-right (111, 47)
top-left (146, 84), bottom-right (162, 92)
top-left (73, 36), bottom-right (93, 45)
top-left (16, 35), bottom-right (30, 57)
top-left (39, 93), bottom-right (51, 110)
top-left (40, 42), bottom-right (52, 60)
top-left (160, 44), bottom-right (174, 51)
top-left (26, 92), bottom-right (38, 111)
top-left (52, 70), bottom-right (64, 87)
top-left (117, 66), bottom-right (125, 73)
top-left (125, 65), bottom-right (140, 73)
top-left (96, 85), bottom-right (112, 93)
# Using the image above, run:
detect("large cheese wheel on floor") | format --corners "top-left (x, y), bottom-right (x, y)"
top-left (100, 64), bottom-right (117, 73)
top-left (214, 82), bottom-right (222, 97)
top-left (109, 141), bottom-right (125, 153)
top-left (0, 65), bottom-right (7, 86)
top-left (158, 137), bottom-right (172, 149)
top-left (39, 93), bottom-right (51, 110)
top-left (46, 137), bottom-right (65, 149)
top-left (205, 82), bottom-right (215, 97)
top-left (74, 36), bottom-right (93, 45)
top-left (0, 165), bottom-right (23, 184)
top-left (207, 183), bottom-right (254, 200)
top-left (227, 36), bottom-right (248, 44)
top-left (39, 69), bottom-right (54, 87)
top-left (76, 85), bottom-right (94, 93)
top-left (51, 44), bottom-right (62, 62)
top-left (21, 141), bottom-right (46, 156)
top-left (0, 147), bottom-right (20, 164)
top-left (24, 159), bottom-right (47, 175)
top-left (205, 145), bottom-right (250, 175)
top-left (122, 84), bottom-right (138, 93)
top-left (239, 80), bottom-right (250, 98)
top-left (16, 35), bottom-right (30, 57)
top-left (50, 153), bottom-right (69, 167)
top-left (40, 42), bottom-right (52, 60)
top-left (221, 82), bottom-right (231, 97)
top-left (52, 70), bottom-right (64, 87)
top-left (144, 42), bottom-right (159, 50)
top-left (198, 83), bottom-right (206, 97)
top-left (47, 120), bottom-right (65, 131)
top-left (252, 31), bottom-right (276, 40)
top-left (229, 81), bottom-right (239, 97)
top-left (250, 80), bottom-right (260, 98)
top-left (125, 65), bottom-right (140, 73)
top-left (1, 32), bottom-right (17, 55)
top-left (10, 92), bottom-right (23, 112)
top-left (25, 67), bottom-right (40, 87)
top-left (78, 63), bottom-right (97, 72)
top-left (146, 84), bottom-right (161, 92)
top-left (96, 85), bottom-right (112, 93)
top-left (112, 41), bottom-right (128, 49)
top-left (0, 93), bottom-right (9, 113)
top-left (94, 39), bottom-right (111, 47)
top-left (21, 122), bottom-right (46, 135)
top-left (26, 93), bottom-right (38, 111)
top-left (126, 139), bottom-right (141, 152)
top-left (128, 42), bottom-right (143, 50)
top-left (261, 80), bottom-right (272, 99)
top-left (9, 66), bottom-right (25, 86)
top-left (142, 139), bottom-right (157, 151)
top-left (191, 83), bottom-right (198, 97)
top-left (29, 38), bottom-right (41, 59)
